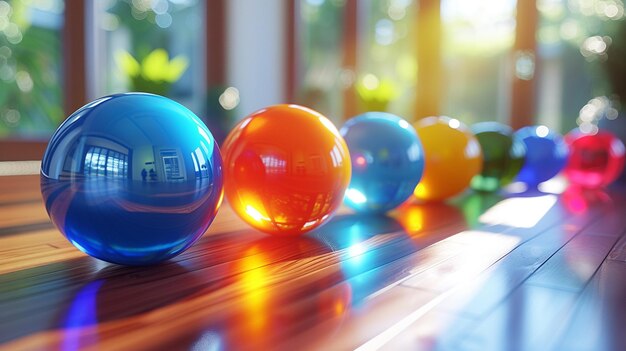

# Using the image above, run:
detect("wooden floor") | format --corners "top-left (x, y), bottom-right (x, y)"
top-left (1, 174), bottom-right (625, 351)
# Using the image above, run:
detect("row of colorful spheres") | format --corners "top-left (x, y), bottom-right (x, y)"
top-left (225, 105), bottom-right (625, 234)
top-left (41, 94), bottom-right (626, 265)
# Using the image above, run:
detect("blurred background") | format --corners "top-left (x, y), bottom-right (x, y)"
top-left (0, 0), bottom-right (624, 160)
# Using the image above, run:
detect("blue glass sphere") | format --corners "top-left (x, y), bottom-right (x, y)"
top-left (340, 112), bottom-right (424, 213)
top-left (41, 93), bottom-right (224, 265)
top-left (514, 125), bottom-right (569, 186)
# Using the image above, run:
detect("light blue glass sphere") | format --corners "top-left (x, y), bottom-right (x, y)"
top-left (41, 93), bottom-right (224, 265)
top-left (340, 112), bottom-right (424, 213)
top-left (514, 125), bottom-right (569, 186)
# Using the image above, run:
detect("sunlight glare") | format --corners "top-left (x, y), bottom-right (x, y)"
top-left (245, 205), bottom-right (270, 222)
top-left (479, 195), bottom-right (557, 228)
top-left (345, 188), bottom-right (367, 204)
top-left (441, 0), bottom-right (516, 52)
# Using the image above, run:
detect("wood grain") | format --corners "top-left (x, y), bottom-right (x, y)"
top-left (1, 175), bottom-right (625, 350)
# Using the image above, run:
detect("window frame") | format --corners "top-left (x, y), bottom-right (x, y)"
top-left (2, 0), bottom-right (537, 161)
top-left (0, 1), bottom-right (85, 161)
top-left (1, 1), bottom-right (226, 162)
top-left (286, 0), bottom-right (537, 126)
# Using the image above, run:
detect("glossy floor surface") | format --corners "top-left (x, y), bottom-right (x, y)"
top-left (0, 175), bottom-right (625, 351)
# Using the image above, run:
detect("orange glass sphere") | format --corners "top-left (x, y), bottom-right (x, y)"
top-left (221, 104), bottom-right (351, 236)
top-left (413, 116), bottom-right (483, 202)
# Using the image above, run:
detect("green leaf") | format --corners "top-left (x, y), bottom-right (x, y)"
top-left (165, 55), bottom-right (189, 82)
top-left (141, 48), bottom-right (169, 81)
top-left (115, 50), bottom-right (140, 77)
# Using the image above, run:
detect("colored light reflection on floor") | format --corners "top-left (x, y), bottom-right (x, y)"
top-left (357, 229), bottom-right (522, 351)
top-left (398, 206), bottom-right (423, 233)
top-left (561, 186), bottom-right (611, 214)
top-left (238, 247), bottom-right (270, 332)
top-left (190, 331), bottom-right (222, 351)
top-left (62, 280), bottom-right (104, 351)
top-left (396, 202), bottom-right (465, 238)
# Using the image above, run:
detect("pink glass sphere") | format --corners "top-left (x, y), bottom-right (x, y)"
top-left (564, 129), bottom-right (626, 188)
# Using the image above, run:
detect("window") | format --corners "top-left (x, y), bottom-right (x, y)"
top-left (440, 0), bottom-right (517, 125)
top-left (357, 0), bottom-right (418, 119)
top-left (160, 149), bottom-right (183, 181)
top-left (3, 0), bottom-right (626, 162)
top-left (535, 0), bottom-right (624, 133)
top-left (0, 0), bottom-right (64, 138)
top-left (296, 0), bottom-right (347, 122)
top-left (83, 146), bottom-right (128, 178)
top-left (88, 0), bottom-right (205, 114)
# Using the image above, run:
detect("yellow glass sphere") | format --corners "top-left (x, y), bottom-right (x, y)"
top-left (413, 116), bottom-right (482, 201)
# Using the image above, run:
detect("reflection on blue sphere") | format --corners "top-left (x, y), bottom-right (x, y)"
top-left (41, 93), bottom-right (224, 265)
top-left (514, 125), bottom-right (568, 186)
top-left (340, 112), bottom-right (424, 213)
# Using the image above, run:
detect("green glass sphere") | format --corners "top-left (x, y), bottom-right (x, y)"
top-left (470, 122), bottom-right (526, 192)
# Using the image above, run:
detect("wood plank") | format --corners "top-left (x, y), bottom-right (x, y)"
top-left (582, 210), bottom-right (626, 237)
top-left (0, 201), bottom-right (249, 275)
top-left (0, 222), bottom-right (55, 238)
top-left (282, 286), bottom-right (439, 351)
top-left (0, 232), bottom-right (412, 349)
top-left (401, 231), bottom-right (521, 293)
top-left (607, 234), bottom-right (626, 262)
top-left (0, 206), bottom-right (469, 349)
top-left (399, 195), bottom-right (581, 295)
top-left (0, 229), bottom-right (409, 343)
top-left (442, 225), bottom-right (625, 350)
top-left (1, 173), bottom-right (626, 350)
top-left (524, 232), bottom-right (619, 292)
top-left (0, 201), bottom-right (50, 229)
top-left (134, 229), bottom-right (474, 350)
top-left (443, 285), bottom-right (579, 351)
top-left (0, 175), bottom-right (41, 203)
top-left (551, 260), bottom-right (626, 351)
top-left (340, 196), bottom-right (600, 350)
top-left (377, 310), bottom-right (477, 351)
top-left (281, 214), bottom-right (579, 350)
top-left (434, 208), bottom-right (603, 318)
